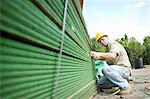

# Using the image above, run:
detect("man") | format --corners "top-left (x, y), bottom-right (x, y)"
top-left (90, 32), bottom-right (132, 94)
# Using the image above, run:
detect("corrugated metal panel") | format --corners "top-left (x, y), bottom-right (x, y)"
top-left (0, 0), bottom-right (96, 98)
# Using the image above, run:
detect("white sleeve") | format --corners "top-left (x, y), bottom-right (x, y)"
top-left (109, 44), bottom-right (120, 56)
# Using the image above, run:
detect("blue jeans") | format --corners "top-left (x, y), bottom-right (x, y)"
top-left (98, 65), bottom-right (131, 89)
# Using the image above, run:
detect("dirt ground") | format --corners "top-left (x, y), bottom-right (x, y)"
top-left (91, 66), bottom-right (150, 99)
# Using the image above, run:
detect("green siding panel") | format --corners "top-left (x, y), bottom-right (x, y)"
top-left (0, 0), bottom-right (96, 98)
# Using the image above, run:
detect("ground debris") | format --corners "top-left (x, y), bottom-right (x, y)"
top-left (145, 87), bottom-right (150, 92)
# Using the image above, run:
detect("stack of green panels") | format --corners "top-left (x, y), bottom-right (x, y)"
top-left (0, 0), bottom-right (96, 98)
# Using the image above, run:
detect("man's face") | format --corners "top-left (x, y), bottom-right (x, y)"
top-left (98, 36), bottom-right (109, 47)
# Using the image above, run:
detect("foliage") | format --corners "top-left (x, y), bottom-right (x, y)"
top-left (128, 37), bottom-right (145, 58)
top-left (143, 36), bottom-right (150, 65)
top-left (116, 34), bottom-right (146, 66)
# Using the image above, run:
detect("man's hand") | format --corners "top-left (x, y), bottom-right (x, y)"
top-left (89, 51), bottom-right (103, 60)
top-left (89, 51), bottom-right (117, 61)
top-left (90, 51), bottom-right (97, 57)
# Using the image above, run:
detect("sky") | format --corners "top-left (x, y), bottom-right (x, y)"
top-left (83, 0), bottom-right (150, 42)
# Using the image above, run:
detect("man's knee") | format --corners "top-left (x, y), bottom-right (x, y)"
top-left (102, 66), bottom-right (112, 75)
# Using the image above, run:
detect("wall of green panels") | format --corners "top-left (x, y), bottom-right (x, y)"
top-left (0, 0), bottom-right (96, 98)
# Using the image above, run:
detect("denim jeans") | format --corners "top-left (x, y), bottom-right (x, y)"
top-left (97, 65), bottom-right (131, 89)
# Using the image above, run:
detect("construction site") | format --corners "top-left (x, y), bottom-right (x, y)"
top-left (0, 0), bottom-right (150, 99)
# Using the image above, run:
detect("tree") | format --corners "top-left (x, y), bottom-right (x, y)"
top-left (116, 34), bottom-right (145, 67)
top-left (127, 38), bottom-right (145, 66)
top-left (143, 36), bottom-right (150, 65)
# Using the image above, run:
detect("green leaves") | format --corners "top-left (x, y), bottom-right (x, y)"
top-left (143, 36), bottom-right (150, 65)
top-left (116, 34), bottom-right (150, 65)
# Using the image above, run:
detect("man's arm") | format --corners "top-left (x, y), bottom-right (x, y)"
top-left (90, 51), bottom-right (117, 61)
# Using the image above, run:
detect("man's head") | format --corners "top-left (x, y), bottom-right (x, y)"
top-left (96, 32), bottom-right (109, 47)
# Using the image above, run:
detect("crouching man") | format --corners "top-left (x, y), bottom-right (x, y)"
top-left (90, 32), bottom-right (132, 95)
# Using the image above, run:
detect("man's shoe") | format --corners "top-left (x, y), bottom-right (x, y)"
top-left (102, 87), bottom-right (120, 93)
top-left (118, 84), bottom-right (131, 95)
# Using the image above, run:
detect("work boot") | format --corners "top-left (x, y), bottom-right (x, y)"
top-left (102, 87), bottom-right (120, 93)
top-left (118, 83), bottom-right (131, 95)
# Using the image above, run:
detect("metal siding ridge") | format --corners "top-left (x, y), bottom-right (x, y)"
top-left (72, 0), bottom-right (92, 49)
top-left (68, 0), bottom-right (91, 51)
top-left (1, 32), bottom-right (88, 61)
top-left (0, 0), bottom-right (89, 58)
top-left (52, 0), bottom-right (68, 98)
top-left (54, 77), bottom-right (93, 98)
top-left (33, 0), bottom-right (86, 51)
top-left (68, 80), bottom-right (95, 99)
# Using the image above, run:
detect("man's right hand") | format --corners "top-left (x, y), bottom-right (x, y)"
top-left (89, 51), bottom-right (100, 60)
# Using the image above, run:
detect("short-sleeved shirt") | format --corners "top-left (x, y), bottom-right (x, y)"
top-left (106, 41), bottom-right (131, 67)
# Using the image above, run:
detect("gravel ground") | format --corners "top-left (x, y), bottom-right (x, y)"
top-left (91, 66), bottom-right (150, 99)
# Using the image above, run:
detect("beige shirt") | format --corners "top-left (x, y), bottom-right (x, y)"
top-left (106, 41), bottom-right (131, 67)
